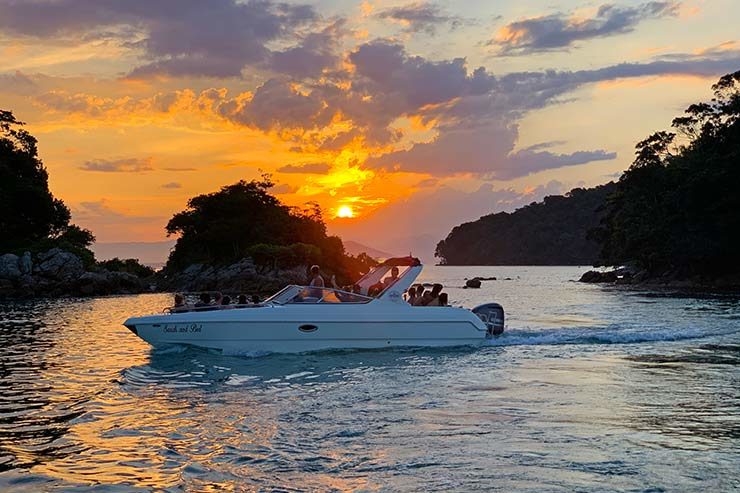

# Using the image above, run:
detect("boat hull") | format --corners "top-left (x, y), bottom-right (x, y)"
top-left (124, 305), bottom-right (489, 354)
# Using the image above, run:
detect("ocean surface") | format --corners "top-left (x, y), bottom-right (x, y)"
top-left (0, 266), bottom-right (738, 492)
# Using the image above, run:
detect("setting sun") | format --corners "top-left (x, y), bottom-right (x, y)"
top-left (337, 205), bottom-right (354, 218)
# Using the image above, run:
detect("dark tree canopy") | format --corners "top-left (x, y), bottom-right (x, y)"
top-left (435, 183), bottom-right (615, 265)
top-left (0, 110), bottom-right (94, 255)
top-left (165, 177), bottom-right (374, 282)
top-left (593, 71), bottom-right (740, 276)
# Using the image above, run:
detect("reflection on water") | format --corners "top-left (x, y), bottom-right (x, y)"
top-left (0, 267), bottom-right (739, 491)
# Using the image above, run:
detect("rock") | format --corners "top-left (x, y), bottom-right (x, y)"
top-left (579, 270), bottom-right (618, 283)
top-left (77, 272), bottom-right (109, 295)
top-left (0, 254), bottom-right (21, 280)
top-left (36, 249), bottom-right (84, 281)
top-left (19, 252), bottom-right (32, 275)
top-left (77, 271), bottom-right (146, 295)
top-left (465, 278), bottom-right (482, 289)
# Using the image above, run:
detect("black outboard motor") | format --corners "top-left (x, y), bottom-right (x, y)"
top-left (472, 303), bottom-right (505, 337)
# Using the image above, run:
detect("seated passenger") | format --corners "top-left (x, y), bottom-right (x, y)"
top-left (195, 292), bottom-right (211, 307)
top-left (213, 292), bottom-right (223, 305)
top-left (368, 282), bottom-right (384, 297)
top-left (221, 295), bottom-right (231, 306)
top-left (174, 293), bottom-right (185, 307)
top-left (438, 292), bottom-right (448, 306)
top-left (419, 284), bottom-right (443, 306)
top-left (412, 285), bottom-right (426, 306)
top-left (405, 286), bottom-right (417, 304)
top-left (383, 266), bottom-right (400, 288)
top-left (237, 294), bottom-right (248, 305)
top-left (251, 294), bottom-right (261, 304)
top-left (309, 265), bottom-right (325, 287)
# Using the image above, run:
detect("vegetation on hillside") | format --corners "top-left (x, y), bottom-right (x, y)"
top-left (0, 110), bottom-right (95, 264)
top-left (435, 183), bottom-right (615, 265)
top-left (164, 177), bottom-right (376, 283)
top-left (592, 71), bottom-right (740, 277)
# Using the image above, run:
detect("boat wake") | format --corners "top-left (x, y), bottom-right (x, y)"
top-left (486, 324), bottom-right (740, 347)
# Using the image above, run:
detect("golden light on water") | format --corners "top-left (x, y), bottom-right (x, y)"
top-left (336, 205), bottom-right (354, 218)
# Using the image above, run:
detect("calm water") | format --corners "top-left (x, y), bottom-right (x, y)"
top-left (1, 266), bottom-right (738, 492)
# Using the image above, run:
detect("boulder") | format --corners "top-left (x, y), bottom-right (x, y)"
top-left (465, 278), bottom-right (482, 289)
top-left (36, 249), bottom-right (84, 281)
top-left (579, 270), bottom-right (618, 283)
top-left (19, 252), bottom-right (32, 275)
top-left (0, 254), bottom-right (21, 280)
top-left (77, 271), bottom-right (146, 295)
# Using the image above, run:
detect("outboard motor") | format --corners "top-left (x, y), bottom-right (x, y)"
top-left (472, 303), bottom-right (505, 337)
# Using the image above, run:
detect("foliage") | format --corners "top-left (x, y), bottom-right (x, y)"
top-left (593, 71), bottom-right (740, 276)
top-left (165, 177), bottom-right (373, 283)
top-left (435, 183), bottom-right (616, 265)
top-left (247, 243), bottom-right (322, 271)
top-left (0, 110), bottom-right (95, 256)
top-left (98, 257), bottom-right (156, 278)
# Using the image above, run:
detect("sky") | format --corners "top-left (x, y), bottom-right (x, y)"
top-left (1, 0), bottom-right (738, 261)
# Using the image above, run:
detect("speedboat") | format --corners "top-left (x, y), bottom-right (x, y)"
top-left (123, 257), bottom-right (504, 354)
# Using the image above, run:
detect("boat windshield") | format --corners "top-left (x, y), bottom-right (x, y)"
top-left (265, 285), bottom-right (374, 305)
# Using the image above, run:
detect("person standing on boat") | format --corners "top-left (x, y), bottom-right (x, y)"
top-left (309, 265), bottom-right (325, 287)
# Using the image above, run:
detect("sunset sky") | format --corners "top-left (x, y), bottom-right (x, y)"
top-left (2, 0), bottom-right (738, 261)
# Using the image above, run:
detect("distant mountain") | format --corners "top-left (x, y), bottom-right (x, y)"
top-left (342, 240), bottom-right (396, 260)
top-left (436, 182), bottom-right (616, 265)
top-left (91, 240), bottom-right (175, 267)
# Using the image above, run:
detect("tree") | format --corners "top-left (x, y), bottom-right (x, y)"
top-left (0, 110), bottom-right (94, 254)
top-left (165, 177), bottom-right (371, 283)
top-left (595, 71), bottom-right (740, 276)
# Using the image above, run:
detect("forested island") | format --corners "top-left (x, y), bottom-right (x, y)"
top-left (435, 183), bottom-right (615, 265)
top-left (438, 71), bottom-right (740, 288)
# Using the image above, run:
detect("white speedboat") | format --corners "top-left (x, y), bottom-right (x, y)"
top-left (123, 257), bottom-right (504, 354)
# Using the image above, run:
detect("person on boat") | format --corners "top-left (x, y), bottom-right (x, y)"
top-left (383, 266), bottom-right (400, 288)
top-left (405, 286), bottom-right (417, 304)
top-left (213, 292), bottom-right (223, 305)
top-left (174, 293), bottom-right (185, 307)
top-left (412, 285), bottom-right (426, 306)
top-left (426, 284), bottom-right (444, 306)
top-left (438, 292), bottom-right (448, 306)
top-left (309, 265), bottom-right (325, 287)
top-left (221, 295), bottom-right (231, 306)
top-left (237, 294), bottom-right (248, 305)
top-left (195, 292), bottom-right (211, 307)
top-left (251, 294), bottom-right (261, 304)
top-left (368, 282), bottom-right (384, 297)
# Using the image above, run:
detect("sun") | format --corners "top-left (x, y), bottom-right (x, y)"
top-left (337, 205), bottom-right (354, 218)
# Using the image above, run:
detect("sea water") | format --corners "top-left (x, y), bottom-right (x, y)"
top-left (0, 266), bottom-right (738, 491)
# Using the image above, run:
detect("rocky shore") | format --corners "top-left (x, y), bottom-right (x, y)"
top-left (579, 266), bottom-right (740, 291)
top-left (0, 248), bottom-right (314, 299)
top-left (0, 249), bottom-right (151, 297)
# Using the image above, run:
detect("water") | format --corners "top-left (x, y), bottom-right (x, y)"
top-left (0, 266), bottom-right (738, 491)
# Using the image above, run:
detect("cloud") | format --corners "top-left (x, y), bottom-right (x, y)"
top-left (74, 200), bottom-right (153, 222)
top-left (162, 167), bottom-right (197, 172)
top-left (277, 162), bottom-right (332, 174)
top-left (0, 71), bottom-right (38, 95)
top-left (33, 42), bottom-right (740, 179)
top-left (0, 0), bottom-right (319, 78)
top-left (161, 182), bottom-right (182, 189)
top-left (492, 2), bottom-right (681, 55)
top-left (367, 124), bottom-right (616, 178)
top-left (268, 20), bottom-right (346, 78)
top-left (375, 2), bottom-right (466, 34)
top-left (79, 157), bottom-right (153, 172)
top-left (271, 183), bottom-right (298, 194)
